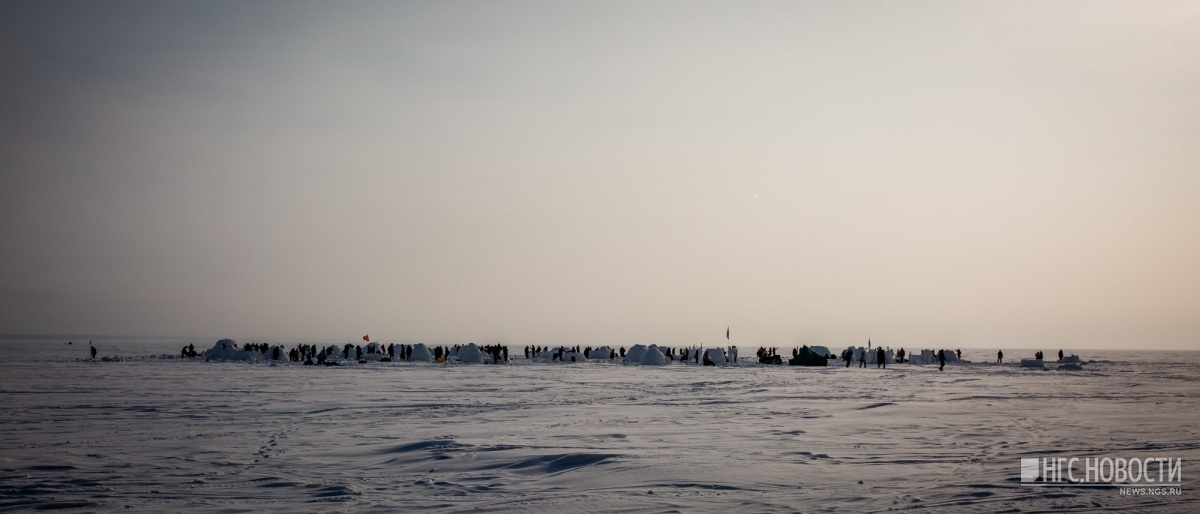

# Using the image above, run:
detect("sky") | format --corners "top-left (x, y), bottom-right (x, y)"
top-left (1, 1), bottom-right (1198, 350)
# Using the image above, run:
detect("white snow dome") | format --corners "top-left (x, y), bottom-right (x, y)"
top-left (458, 343), bottom-right (486, 364)
top-left (640, 345), bottom-right (669, 365)
top-left (266, 345), bottom-right (290, 361)
top-left (324, 345), bottom-right (345, 361)
top-left (209, 339), bottom-right (237, 352)
top-left (409, 343), bottom-right (434, 362)
top-left (588, 346), bottom-right (613, 360)
top-left (913, 349), bottom-right (936, 365)
top-left (354, 342), bottom-right (386, 361)
top-left (205, 339), bottom-right (257, 362)
top-left (624, 344), bottom-right (648, 364)
top-left (704, 348), bottom-right (726, 365)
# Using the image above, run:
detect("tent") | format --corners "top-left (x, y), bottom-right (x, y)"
top-left (789, 346), bottom-right (828, 367)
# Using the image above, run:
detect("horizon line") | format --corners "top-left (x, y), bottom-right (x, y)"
top-left (1, 332), bottom-right (1196, 351)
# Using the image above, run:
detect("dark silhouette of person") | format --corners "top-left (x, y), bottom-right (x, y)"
top-left (858, 349), bottom-right (866, 368)
top-left (997, 350), bottom-right (1003, 364)
top-left (955, 349), bottom-right (961, 360)
top-left (703, 351), bottom-right (714, 366)
top-left (877, 347), bottom-right (885, 369)
top-left (90, 344), bottom-right (97, 359)
top-left (1058, 349), bottom-right (1064, 361)
top-left (843, 348), bottom-right (852, 367)
top-left (938, 349), bottom-right (946, 371)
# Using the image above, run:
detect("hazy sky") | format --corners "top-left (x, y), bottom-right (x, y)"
top-left (2, 1), bottom-right (1197, 349)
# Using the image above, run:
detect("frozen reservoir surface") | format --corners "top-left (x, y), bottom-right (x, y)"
top-left (1, 341), bottom-right (1197, 512)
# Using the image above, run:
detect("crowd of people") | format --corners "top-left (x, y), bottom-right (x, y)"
top-left (522, 345), bottom-right (742, 364)
top-left (148, 339), bottom-right (1069, 370)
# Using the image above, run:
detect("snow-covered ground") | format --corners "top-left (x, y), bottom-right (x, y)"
top-left (1, 340), bottom-right (1197, 512)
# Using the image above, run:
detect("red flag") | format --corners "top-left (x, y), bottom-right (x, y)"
top-left (363, 335), bottom-right (369, 341)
